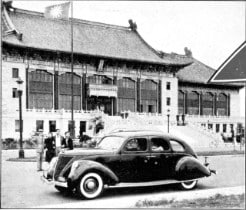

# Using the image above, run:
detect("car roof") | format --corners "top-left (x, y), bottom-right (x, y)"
top-left (107, 130), bottom-right (181, 140)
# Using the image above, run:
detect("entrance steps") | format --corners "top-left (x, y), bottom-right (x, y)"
top-left (100, 113), bottom-right (232, 150)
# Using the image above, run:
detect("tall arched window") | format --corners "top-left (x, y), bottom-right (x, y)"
top-left (118, 77), bottom-right (135, 112)
top-left (141, 79), bottom-right (157, 113)
top-left (29, 70), bottom-right (53, 109)
top-left (203, 92), bottom-right (213, 115)
top-left (178, 90), bottom-right (185, 114)
top-left (58, 73), bottom-right (81, 110)
top-left (187, 91), bottom-right (199, 115)
top-left (217, 93), bottom-right (227, 116)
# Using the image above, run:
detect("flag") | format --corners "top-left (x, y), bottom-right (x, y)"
top-left (44, 2), bottom-right (70, 19)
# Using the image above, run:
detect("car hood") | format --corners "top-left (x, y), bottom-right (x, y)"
top-left (61, 148), bottom-right (116, 157)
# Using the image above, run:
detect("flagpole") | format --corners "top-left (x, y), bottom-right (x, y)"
top-left (70, 0), bottom-right (74, 138)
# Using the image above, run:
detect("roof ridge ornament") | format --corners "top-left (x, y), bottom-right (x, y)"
top-left (184, 47), bottom-right (193, 57)
top-left (2, 0), bottom-right (13, 11)
top-left (128, 19), bottom-right (137, 31)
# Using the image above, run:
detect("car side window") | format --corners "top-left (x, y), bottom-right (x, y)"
top-left (124, 138), bottom-right (147, 152)
top-left (150, 137), bottom-right (170, 152)
top-left (170, 140), bottom-right (185, 152)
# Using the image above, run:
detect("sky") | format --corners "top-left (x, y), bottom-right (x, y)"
top-left (12, 1), bottom-right (245, 70)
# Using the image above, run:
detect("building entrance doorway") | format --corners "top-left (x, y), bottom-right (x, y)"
top-left (87, 96), bottom-right (113, 115)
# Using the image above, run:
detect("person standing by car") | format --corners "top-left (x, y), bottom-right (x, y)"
top-left (36, 129), bottom-right (44, 171)
top-left (62, 131), bottom-right (74, 150)
top-left (54, 129), bottom-right (63, 156)
top-left (44, 132), bottom-right (55, 164)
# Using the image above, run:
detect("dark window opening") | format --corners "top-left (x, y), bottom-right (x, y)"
top-left (223, 124), bottom-right (227, 133)
top-left (36, 120), bottom-right (44, 132)
top-left (49, 121), bottom-right (56, 132)
top-left (166, 82), bottom-right (171, 90)
top-left (12, 68), bottom-right (19, 78)
top-left (167, 97), bottom-right (171, 106)
top-left (216, 124), bottom-right (220, 133)
top-left (12, 88), bottom-right (18, 98)
top-left (208, 124), bottom-right (213, 130)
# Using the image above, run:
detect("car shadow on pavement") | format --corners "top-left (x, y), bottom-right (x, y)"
top-left (50, 183), bottom-right (214, 201)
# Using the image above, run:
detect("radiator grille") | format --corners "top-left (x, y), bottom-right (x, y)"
top-left (54, 155), bottom-right (73, 180)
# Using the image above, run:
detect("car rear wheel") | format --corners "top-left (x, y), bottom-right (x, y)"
top-left (76, 172), bottom-right (104, 199)
top-left (180, 180), bottom-right (198, 190)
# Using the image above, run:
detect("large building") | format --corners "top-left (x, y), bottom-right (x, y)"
top-left (1, 3), bottom-right (244, 140)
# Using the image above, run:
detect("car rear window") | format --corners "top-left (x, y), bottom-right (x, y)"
top-left (170, 140), bottom-right (185, 152)
top-left (150, 137), bottom-right (170, 152)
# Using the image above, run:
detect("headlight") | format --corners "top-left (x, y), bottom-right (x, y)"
top-left (57, 176), bottom-right (66, 182)
top-left (72, 161), bottom-right (79, 169)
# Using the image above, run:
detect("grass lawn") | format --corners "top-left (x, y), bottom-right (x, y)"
top-left (135, 193), bottom-right (245, 208)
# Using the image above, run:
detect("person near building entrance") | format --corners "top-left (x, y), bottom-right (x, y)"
top-left (44, 132), bottom-right (55, 163)
top-left (54, 129), bottom-right (63, 156)
top-left (62, 131), bottom-right (73, 150)
top-left (36, 129), bottom-right (44, 171)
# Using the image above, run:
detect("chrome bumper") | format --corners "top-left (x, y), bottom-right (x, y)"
top-left (54, 181), bottom-right (68, 188)
top-left (40, 175), bottom-right (68, 188)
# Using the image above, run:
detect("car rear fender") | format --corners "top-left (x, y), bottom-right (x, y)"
top-left (175, 156), bottom-right (211, 180)
top-left (68, 160), bottom-right (119, 184)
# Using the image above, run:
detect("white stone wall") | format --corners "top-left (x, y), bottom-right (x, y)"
top-left (230, 90), bottom-right (241, 117)
top-left (161, 76), bottom-right (178, 120)
top-left (2, 61), bottom-right (27, 139)
top-left (239, 87), bottom-right (245, 117)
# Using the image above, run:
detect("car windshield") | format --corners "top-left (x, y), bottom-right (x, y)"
top-left (96, 136), bottom-right (125, 151)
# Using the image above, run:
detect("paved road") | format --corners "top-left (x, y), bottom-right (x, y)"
top-left (1, 150), bottom-right (245, 208)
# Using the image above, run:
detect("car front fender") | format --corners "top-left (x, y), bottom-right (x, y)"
top-left (68, 160), bottom-right (119, 184)
top-left (175, 156), bottom-right (211, 181)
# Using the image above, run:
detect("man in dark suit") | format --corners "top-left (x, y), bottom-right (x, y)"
top-left (62, 131), bottom-right (73, 150)
top-left (44, 132), bottom-right (55, 163)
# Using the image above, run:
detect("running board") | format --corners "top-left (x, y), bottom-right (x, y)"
top-left (105, 179), bottom-right (198, 189)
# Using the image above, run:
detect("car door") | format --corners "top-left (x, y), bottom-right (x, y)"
top-left (119, 137), bottom-right (151, 182)
top-left (148, 136), bottom-right (173, 181)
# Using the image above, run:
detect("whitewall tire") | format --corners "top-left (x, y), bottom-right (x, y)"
top-left (77, 172), bottom-right (104, 199)
top-left (180, 180), bottom-right (198, 190)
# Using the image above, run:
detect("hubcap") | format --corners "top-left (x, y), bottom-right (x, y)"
top-left (84, 178), bottom-right (98, 193)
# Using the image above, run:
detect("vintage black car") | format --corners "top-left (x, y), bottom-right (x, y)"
top-left (42, 130), bottom-right (216, 199)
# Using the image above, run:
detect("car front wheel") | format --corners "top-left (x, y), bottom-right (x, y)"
top-left (76, 172), bottom-right (104, 199)
top-left (180, 180), bottom-right (198, 190)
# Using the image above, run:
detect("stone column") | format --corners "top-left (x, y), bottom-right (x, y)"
top-left (82, 73), bottom-right (87, 110)
top-left (54, 71), bottom-right (59, 109)
top-left (227, 93), bottom-right (230, 116)
top-left (199, 92), bottom-right (203, 116)
top-left (137, 78), bottom-right (141, 112)
top-left (158, 80), bottom-right (162, 114)
top-left (184, 91), bottom-right (188, 114)
top-left (113, 76), bottom-right (117, 115)
top-left (213, 93), bottom-right (217, 116)
top-left (25, 67), bottom-right (29, 109)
